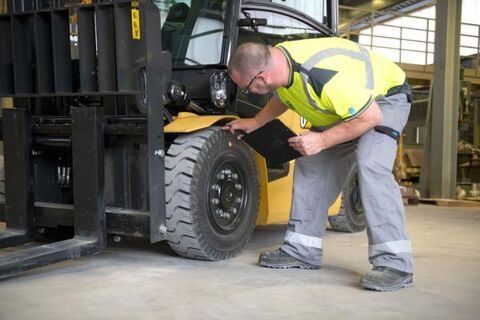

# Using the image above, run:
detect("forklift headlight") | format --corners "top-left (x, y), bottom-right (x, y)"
top-left (210, 71), bottom-right (229, 109)
top-left (168, 80), bottom-right (189, 106)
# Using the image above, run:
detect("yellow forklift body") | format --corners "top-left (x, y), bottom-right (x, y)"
top-left (164, 112), bottom-right (236, 133)
top-left (256, 161), bottom-right (342, 225)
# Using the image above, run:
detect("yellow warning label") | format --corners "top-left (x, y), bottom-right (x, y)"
top-left (131, 8), bottom-right (141, 40)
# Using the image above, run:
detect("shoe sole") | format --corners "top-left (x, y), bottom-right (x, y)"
top-left (258, 260), bottom-right (321, 270)
top-left (361, 279), bottom-right (413, 292)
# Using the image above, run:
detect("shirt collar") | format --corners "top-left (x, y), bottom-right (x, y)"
top-left (277, 46), bottom-right (295, 88)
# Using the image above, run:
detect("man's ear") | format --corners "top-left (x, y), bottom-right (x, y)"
top-left (257, 73), bottom-right (268, 85)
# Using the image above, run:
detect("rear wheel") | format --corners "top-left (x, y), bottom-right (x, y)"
top-left (165, 127), bottom-right (260, 260)
top-left (328, 165), bottom-right (365, 233)
top-left (0, 155), bottom-right (4, 202)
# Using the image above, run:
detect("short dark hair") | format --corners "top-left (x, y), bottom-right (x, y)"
top-left (228, 42), bottom-right (271, 78)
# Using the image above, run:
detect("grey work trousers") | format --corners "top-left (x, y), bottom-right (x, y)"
top-left (281, 93), bottom-right (414, 273)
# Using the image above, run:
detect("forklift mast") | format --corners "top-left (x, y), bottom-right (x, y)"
top-left (0, 0), bottom-right (169, 278)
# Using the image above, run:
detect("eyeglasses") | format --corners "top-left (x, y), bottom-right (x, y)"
top-left (240, 71), bottom-right (263, 94)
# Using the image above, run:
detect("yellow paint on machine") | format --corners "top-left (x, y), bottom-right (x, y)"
top-left (164, 112), bottom-right (236, 133)
top-left (254, 154), bottom-right (270, 225)
top-left (256, 161), bottom-right (342, 225)
top-left (0, 98), bottom-right (13, 108)
top-left (131, 7), bottom-right (141, 40)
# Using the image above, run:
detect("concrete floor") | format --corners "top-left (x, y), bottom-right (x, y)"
top-left (0, 204), bottom-right (479, 320)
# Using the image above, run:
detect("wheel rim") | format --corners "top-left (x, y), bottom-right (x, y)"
top-left (206, 158), bottom-right (248, 234)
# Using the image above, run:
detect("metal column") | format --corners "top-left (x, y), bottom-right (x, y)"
top-left (71, 107), bottom-right (106, 247)
top-left (420, 0), bottom-right (462, 198)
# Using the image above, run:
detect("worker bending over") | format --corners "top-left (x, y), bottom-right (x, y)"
top-left (226, 37), bottom-right (414, 292)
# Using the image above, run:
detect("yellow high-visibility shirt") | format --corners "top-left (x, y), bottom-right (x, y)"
top-left (275, 37), bottom-right (406, 128)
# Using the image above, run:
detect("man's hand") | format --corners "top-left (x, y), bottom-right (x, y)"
top-left (222, 96), bottom-right (289, 138)
top-left (288, 131), bottom-right (326, 156)
top-left (222, 118), bottom-right (263, 138)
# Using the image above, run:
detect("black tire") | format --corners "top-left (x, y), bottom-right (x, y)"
top-left (165, 127), bottom-right (260, 260)
top-left (328, 165), bottom-right (366, 233)
top-left (0, 154), bottom-right (4, 202)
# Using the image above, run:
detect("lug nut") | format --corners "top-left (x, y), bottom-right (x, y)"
top-left (231, 208), bottom-right (238, 214)
top-left (235, 197), bottom-right (242, 203)
top-left (224, 169), bottom-right (232, 175)
top-left (159, 225), bottom-right (167, 235)
top-left (217, 173), bottom-right (225, 180)
top-left (212, 184), bottom-right (221, 191)
top-left (211, 198), bottom-right (220, 205)
top-left (231, 173), bottom-right (238, 180)
top-left (216, 209), bottom-right (224, 215)
top-left (235, 184), bottom-right (242, 190)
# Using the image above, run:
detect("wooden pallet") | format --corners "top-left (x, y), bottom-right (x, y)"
top-left (419, 198), bottom-right (480, 207)
top-left (466, 197), bottom-right (480, 202)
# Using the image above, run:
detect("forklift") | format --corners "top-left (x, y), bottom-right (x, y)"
top-left (0, 0), bottom-right (364, 279)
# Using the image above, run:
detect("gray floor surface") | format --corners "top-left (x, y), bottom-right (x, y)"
top-left (0, 204), bottom-right (479, 320)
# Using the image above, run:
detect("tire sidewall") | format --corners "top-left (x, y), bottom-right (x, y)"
top-left (329, 165), bottom-right (366, 232)
top-left (188, 129), bottom-right (259, 254)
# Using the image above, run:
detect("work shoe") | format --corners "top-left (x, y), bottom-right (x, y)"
top-left (360, 266), bottom-right (413, 291)
top-left (258, 248), bottom-right (320, 269)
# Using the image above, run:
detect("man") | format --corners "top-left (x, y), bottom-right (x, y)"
top-left (225, 37), bottom-right (414, 292)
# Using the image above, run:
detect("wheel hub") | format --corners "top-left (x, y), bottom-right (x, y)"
top-left (208, 163), bottom-right (245, 231)
top-left (220, 182), bottom-right (236, 207)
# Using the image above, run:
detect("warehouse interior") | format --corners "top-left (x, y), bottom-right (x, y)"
top-left (0, 0), bottom-right (479, 319)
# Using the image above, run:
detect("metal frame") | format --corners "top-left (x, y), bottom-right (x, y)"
top-left (0, 0), bottom-right (167, 278)
top-left (0, 107), bottom-right (104, 279)
top-left (339, 2), bottom-right (480, 83)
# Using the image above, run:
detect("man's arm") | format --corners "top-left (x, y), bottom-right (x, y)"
top-left (225, 96), bottom-right (289, 133)
top-left (254, 96), bottom-right (290, 126)
top-left (288, 101), bottom-right (383, 155)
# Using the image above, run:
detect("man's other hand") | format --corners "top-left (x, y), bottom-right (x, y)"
top-left (288, 131), bottom-right (326, 156)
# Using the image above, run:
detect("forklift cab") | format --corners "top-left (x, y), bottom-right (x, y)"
top-left (155, 0), bottom-right (337, 118)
